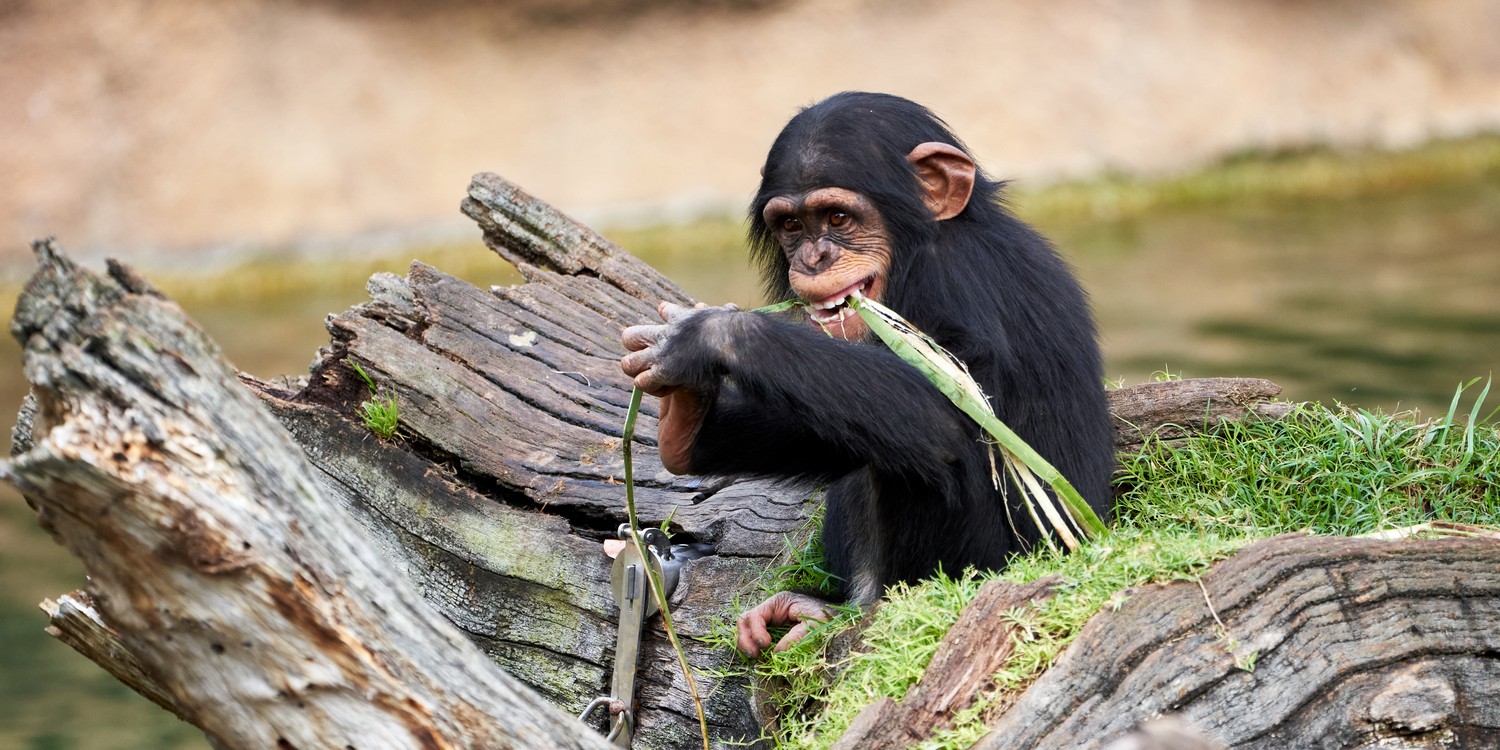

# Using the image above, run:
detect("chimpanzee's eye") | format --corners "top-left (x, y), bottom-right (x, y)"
top-left (829, 211), bottom-right (850, 227)
top-left (780, 217), bottom-right (803, 233)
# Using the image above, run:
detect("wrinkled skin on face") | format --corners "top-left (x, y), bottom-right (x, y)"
top-left (763, 187), bottom-right (892, 341)
top-left (763, 142), bottom-right (976, 342)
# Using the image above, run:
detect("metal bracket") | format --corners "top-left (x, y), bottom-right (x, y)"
top-left (581, 525), bottom-right (715, 747)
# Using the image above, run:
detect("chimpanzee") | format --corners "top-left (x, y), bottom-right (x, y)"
top-left (620, 92), bottom-right (1114, 657)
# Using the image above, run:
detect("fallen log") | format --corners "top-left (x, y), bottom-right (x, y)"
top-left (6, 174), bottom-right (1343, 749)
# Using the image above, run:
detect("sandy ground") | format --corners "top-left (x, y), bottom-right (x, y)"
top-left (2, 0), bottom-right (1499, 269)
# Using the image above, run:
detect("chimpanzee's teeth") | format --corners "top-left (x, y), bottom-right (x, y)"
top-left (812, 281), bottom-right (871, 312)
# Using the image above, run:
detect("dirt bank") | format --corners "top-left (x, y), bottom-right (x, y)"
top-left (3, 0), bottom-right (1499, 268)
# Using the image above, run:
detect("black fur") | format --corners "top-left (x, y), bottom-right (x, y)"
top-left (663, 92), bottom-right (1114, 603)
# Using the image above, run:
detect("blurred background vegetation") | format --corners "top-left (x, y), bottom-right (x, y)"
top-left (2, 1), bottom-right (1499, 747)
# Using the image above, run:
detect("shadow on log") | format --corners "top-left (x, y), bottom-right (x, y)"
top-left (7, 173), bottom-right (1485, 749)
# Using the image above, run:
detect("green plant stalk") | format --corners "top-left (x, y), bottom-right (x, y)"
top-left (348, 358), bottom-right (379, 392)
top-left (621, 387), bottom-right (710, 750)
top-left (754, 299), bottom-right (804, 314)
top-left (847, 295), bottom-right (1106, 538)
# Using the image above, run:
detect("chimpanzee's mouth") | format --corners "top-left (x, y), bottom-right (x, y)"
top-left (808, 277), bottom-right (876, 325)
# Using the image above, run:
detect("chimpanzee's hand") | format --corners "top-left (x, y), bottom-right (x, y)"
top-left (620, 301), bottom-right (739, 395)
top-left (735, 591), bottom-right (835, 659)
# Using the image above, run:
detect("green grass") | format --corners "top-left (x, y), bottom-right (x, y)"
top-left (729, 382), bottom-right (1500, 750)
top-left (762, 499), bottom-right (840, 599)
top-left (347, 358), bottom-right (401, 440)
top-left (1118, 380), bottom-right (1499, 536)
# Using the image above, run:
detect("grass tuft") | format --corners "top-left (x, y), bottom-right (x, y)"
top-left (347, 358), bottom-right (401, 440)
top-left (1117, 397), bottom-right (1499, 536)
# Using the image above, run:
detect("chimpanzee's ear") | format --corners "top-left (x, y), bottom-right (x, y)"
top-left (907, 142), bottom-right (976, 221)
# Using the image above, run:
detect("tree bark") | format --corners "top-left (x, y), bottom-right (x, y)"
top-left (4, 173), bottom-right (1378, 749)
top-left (1107, 377), bottom-right (1292, 453)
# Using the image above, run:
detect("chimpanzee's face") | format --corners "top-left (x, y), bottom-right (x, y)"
top-left (762, 187), bottom-right (891, 341)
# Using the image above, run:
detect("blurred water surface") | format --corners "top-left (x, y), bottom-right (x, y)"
top-left (2, 174), bottom-right (1498, 747)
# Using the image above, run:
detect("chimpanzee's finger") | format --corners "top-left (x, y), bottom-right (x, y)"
top-left (775, 621), bottom-right (819, 653)
top-left (633, 369), bottom-right (675, 397)
top-left (621, 323), bottom-right (668, 352)
top-left (658, 301), bottom-right (693, 323)
top-left (736, 608), bottom-right (774, 658)
top-left (620, 347), bottom-right (657, 379)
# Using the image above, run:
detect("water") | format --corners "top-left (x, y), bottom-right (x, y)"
top-left (1052, 179), bottom-right (1500, 412)
top-left (1, 177), bottom-right (1497, 747)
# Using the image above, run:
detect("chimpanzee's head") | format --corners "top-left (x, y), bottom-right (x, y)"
top-left (749, 92), bottom-right (980, 340)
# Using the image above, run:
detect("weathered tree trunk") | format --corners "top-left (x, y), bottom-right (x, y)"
top-left (4, 242), bottom-right (613, 750)
top-left (8, 172), bottom-right (1463, 750)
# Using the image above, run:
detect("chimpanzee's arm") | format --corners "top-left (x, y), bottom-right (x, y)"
top-left (623, 305), bottom-right (973, 486)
